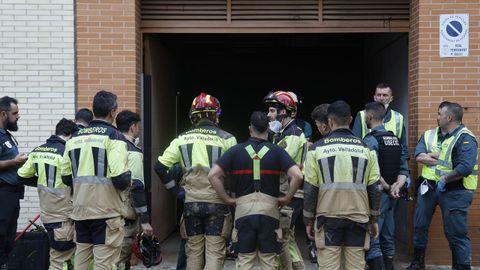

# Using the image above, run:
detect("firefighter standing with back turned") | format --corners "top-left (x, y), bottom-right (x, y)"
top-left (303, 100), bottom-right (381, 270)
top-left (61, 90), bottom-right (132, 270)
top-left (208, 111), bottom-right (304, 269)
top-left (17, 118), bottom-right (78, 270)
top-left (155, 93), bottom-right (237, 270)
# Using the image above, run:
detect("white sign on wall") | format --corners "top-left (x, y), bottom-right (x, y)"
top-left (440, 14), bottom-right (469, 57)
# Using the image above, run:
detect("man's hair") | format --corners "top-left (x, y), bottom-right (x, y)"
top-left (116, 110), bottom-right (141, 132)
top-left (55, 118), bottom-right (78, 136)
top-left (444, 102), bottom-right (463, 122)
top-left (93, 90), bottom-right (117, 118)
top-left (0, 96), bottom-right (18, 113)
top-left (250, 111), bottom-right (269, 133)
top-left (75, 108), bottom-right (93, 124)
top-left (438, 101), bottom-right (451, 109)
top-left (365, 102), bottom-right (386, 121)
top-left (327, 100), bottom-right (351, 126)
top-left (376, 82), bottom-right (392, 92)
top-left (311, 104), bottom-right (330, 124)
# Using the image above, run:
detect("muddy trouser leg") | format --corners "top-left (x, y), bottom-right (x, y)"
top-left (258, 251), bottom-right (278, 270)
top-left (117, 219), bottom-right (139, 268)
top-left (184, 203), bottom-right (206, 270)
top-left (204, 204), bottom-right (230, 270)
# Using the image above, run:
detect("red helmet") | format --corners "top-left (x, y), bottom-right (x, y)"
top-left (265, 91), bottom-right (297, 117)
top-left (190, 92), bottom-right (221, 117)
top-left (133, 232), bottom-right (162, 268)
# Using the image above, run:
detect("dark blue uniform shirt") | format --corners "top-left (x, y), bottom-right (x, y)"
top-left (0, 128), bottom-right (20, 186)
top-left (353, 108), bottom-right (409, 163)
top-left (363, 125), bottom-right (409, 176)
top-left (216, 137), bottom-right (295, 198)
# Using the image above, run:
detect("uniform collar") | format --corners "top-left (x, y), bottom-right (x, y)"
top-left (89, 119), bottom-right (115, 128)
top-left (446, 124), bottom-right (465, 138)
top-left (46, 135), bottom-right (66, 145)
top-left (196, 119), bottom-right (217, 128)
top-left (330, 128), bottom-right (354, 136)
top-left (279, 119), bottom-right (295, 134)
top-left (371, 124), bottom-right (386, 132)
top-left (248, 136), bottom-right (268, 143)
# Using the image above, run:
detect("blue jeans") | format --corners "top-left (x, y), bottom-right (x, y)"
top-left (439, 189), bottom-right (474, 265)
top-left (413, 184), bottom-right (439, 249)
top-left (366, 192), bottom-right (397, 260)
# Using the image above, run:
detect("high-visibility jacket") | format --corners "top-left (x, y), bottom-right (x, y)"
top-left (124, 138), bottom-right (149, 222)
top-left (61, 120), bottom-right (131, 220)
top-left (17, 135), bottom-right (72, 223)
top-left (273, 119), bottom-right (307, 198)
top-left (359, 109), bottom-right (404, 139)
top-left (420, 127), bottom-right (441, 181)
top-left (158, 120), bottom-right (237, 204)
top-left (303, 128), bottom-right (381, 224)
top-left (435, 127), bottom-right (478, 190)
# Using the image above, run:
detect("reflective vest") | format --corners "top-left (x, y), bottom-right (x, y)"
top-left (158, 120), bottom-right (237, 204)
top-left (62, 120), bottom-right (130, 220)
top-left (368, 130), bottom-right (401, 185)
top-left (17, 135), bottom-right (72, 223)
top-left (305, 133), bottom-right (380, 224)
top-left (359, 109), bottom-right (404, 139)
top-left (435, 127), bottom-right (478, 190)
top-left (421, 128), bottom-right (440, 181)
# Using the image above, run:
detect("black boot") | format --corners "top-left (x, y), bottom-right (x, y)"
top-left (405, 248), bottom-right (425, 270)
top-left (367, 256), bottom-right (384, 270)
top-left (383, 256), bottom-right (393, 270)
top-left (456, 265), bottom-right (471, 270)
top-left (452, 250), bottom-right (458, 270)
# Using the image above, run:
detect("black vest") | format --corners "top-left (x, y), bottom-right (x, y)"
top-left (368, 130), bottom-right (402, 185)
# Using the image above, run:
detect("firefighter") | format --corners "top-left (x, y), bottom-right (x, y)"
top-left (362, 102), bottom-right (409, 270)
top-left (303, 100), bottom-right (381, 270)
top-left (17, 118), bottom-right (78, 270)
top-left (263, 91), bottom-right (307, 270)
top-left (115, 110), bottom-right (153, 270)
top-left (208, 111), bottom-right (303, 269)
top-left (61, 90), bottom-right (132, 270)
top-left (154, 93), bottom-right (237, 270)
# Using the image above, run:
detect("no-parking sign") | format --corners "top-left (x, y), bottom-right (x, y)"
top-left (440, 14), bottom-right (469, 57)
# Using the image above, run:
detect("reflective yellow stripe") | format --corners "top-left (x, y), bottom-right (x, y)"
top-left (245, 145), bottom-right (269, 181)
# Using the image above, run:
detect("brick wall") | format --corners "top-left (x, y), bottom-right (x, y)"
top-left (0, 0), bottom-right (75, 228)
top-left (409, 0), bottom-right (480, 266)
top-left (76, 0), bottom-right (141, 112)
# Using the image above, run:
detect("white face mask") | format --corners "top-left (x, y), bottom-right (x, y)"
top-left (269, 120), bottom-right (282, 133)
top-left (420, 180), bottom-right (429, 195)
